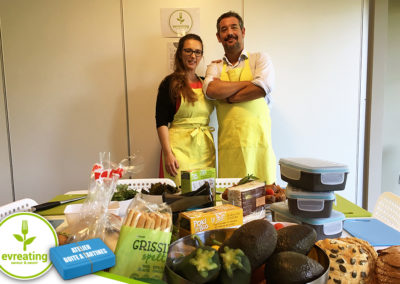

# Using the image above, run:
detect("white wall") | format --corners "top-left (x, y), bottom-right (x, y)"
top-left (382, 0), bottom-right (400, 196)
top-left (122, 0), bottom-right (365, 204)
top-left (122, 0), bottom-right (242, 178)
top-left (0, 0), bottom-right (128, 203)
top-left (366, 0), bottom-right (387, 210)
top-left (245, 0), bottom-right (364, 203)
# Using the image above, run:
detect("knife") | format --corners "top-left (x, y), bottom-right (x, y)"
top-left (169, 195), bottom-right (213, 213)
top-left (31, 196), bottom-right (86, 212)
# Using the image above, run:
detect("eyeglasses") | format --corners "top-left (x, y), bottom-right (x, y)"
top-left (183, 48), bottom-right (203, 57)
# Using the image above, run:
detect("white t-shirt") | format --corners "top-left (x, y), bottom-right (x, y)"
top-left (203, 49), bottom-right (275, 104)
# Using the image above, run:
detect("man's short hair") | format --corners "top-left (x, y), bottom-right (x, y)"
top-left (216, 11), bottom-right (244, 32)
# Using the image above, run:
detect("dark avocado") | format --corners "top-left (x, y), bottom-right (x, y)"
top-left (264, 251), bottom-right (325, 284)
top-left (219, 219), bottom-right (277, 270)
top-left (275, 224), bottom-right (317, 255)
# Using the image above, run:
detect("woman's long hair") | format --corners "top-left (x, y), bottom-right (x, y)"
top-left (169, 34), bottom-right (203, 103)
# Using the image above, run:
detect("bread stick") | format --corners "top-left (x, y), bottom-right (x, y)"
top-left (159, 214), bottom-right (167, 231)
top-left (136, 212), bottom-right (147, 228)
top-left (144, 214), bottom-right (155, 229)
top-left (164, 213), bottom-right (172, 232)
top-left (129, 210), bottom-right (141, 228)
top-left (151, 213), bottom-right (162, 231)
top-left (124, 209), bottom-right (134, 226)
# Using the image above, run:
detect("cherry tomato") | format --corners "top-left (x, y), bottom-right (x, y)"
top-left (266, 188), bottom-right (275, 196)
top-left (274, 223), bottom-right (285, 230)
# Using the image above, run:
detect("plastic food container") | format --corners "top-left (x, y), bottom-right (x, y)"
top-left (286, 185), bottom-right (335, 218)
top-left (279, 158), bottom-right (349, 192)
top-left (270, 201), bottom-right (345, 240)
top-left (64, 202), bottom-right (120, 225)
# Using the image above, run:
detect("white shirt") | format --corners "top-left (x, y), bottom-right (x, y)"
top-left (203, 49), bottom-right (275, 104)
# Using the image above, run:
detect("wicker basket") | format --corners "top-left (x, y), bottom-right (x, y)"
top-left (117, 178), bottom-right (176, 191)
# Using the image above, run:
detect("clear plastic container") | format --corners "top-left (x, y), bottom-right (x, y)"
top-left (286, 185), bottom-right (335, 218)
top-left (270, 201), bottom-right (345, 240)
top-left (279, 158), bottom-right (349, 192)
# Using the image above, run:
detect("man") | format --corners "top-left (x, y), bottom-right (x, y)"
top-left (203, 11), bottom-right (276, 184)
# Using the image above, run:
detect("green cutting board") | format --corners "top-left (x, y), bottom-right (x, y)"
top-left (333, 194), bottom-right (372, 218)
top-left (37, 194), bottom-right (87, 216)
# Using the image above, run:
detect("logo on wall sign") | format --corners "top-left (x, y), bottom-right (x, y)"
top-left (169, 10), bottom-right (193, 36)
top-left (0, 212), bottom-right (58, 280)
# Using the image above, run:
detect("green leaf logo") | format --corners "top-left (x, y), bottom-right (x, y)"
top-left (176, 12), bottom-right (184, 24)
top-left (14, 220), bottom-right (36, 251)
top-left (13, 234), bottom-right (23, 242)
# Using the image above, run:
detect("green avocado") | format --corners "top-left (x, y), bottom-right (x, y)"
top-left (264, 251), bottom-right (325, 284)
top-left (219, 219), bottom-right (277, 271)
top-left (275, 224), bottom-right (317, 255)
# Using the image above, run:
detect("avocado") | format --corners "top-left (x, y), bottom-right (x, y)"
top-left (275, 224), bottom-right (317, 255)
top-left (264, 251), bottom-right (325, 284)
top-left (219, 219), bottom-right (277, 270)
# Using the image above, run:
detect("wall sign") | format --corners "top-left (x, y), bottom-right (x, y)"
top-left (160, 8), bottom-right (200, 38)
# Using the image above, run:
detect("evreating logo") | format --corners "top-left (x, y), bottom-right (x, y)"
top-left (14, 220), bottom-right (36, 251)
top-left (0, 213), bottom-right (58, 280)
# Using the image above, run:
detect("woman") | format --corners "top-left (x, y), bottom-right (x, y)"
top-left (155, 34), bottom-right (215, 187)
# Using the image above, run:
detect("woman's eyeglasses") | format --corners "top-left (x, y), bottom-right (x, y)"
top-left (183, 48), bottom-right (203, 57)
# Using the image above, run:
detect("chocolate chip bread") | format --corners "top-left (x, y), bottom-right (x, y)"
top-left (316, 238), bottom-right (376, 284)
top-left (339, 237), bottom-right (378, 262)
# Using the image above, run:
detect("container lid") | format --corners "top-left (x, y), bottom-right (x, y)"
top-left (279, 158), bottom-right (349, 174)
top-left (271, 201), bottom-right (345, 225)
top-left (286, 185), bottom-right (336, 200)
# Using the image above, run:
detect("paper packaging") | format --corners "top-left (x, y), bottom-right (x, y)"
top-left (181, 167), bottom-right (216, 195)
top-left (178, 204), bottom-right (243, 237)
top-left (109, 195), bottom-right (172, 280)
top-left (50, 238), bottom-right (115, 280)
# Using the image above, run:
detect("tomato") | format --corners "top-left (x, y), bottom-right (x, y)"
top-left (251, 264), bottom-right (266, 284)
top-left (265, 188), bottom-right (275, 196)
top-left (273, 223), bottom-right (285, 230)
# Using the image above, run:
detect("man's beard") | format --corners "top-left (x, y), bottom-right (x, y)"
top-left (223, 34), bottom-right (241, 51)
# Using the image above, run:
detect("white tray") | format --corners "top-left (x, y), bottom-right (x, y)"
top-left (0, 198), bottom-right (38, 221)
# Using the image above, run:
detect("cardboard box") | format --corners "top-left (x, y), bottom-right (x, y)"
top-left (178, 204), bottom-right (243, 237)
top-left (181, 167), bottom-right (216, 194)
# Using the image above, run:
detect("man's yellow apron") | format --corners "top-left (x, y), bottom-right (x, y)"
top-left (216, 57), bottom-right (276, 184)
top-left (162, 86), bottom-right (216, 187)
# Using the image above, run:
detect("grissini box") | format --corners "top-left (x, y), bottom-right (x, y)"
top-left (178, 204), bottom-right (243, 237)
top-left (279, 157), bottom-right (349, 192)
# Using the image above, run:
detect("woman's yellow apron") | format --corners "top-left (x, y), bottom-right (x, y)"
top-left (162, 86), bottom-right (216, 187)
top-left (216, 57), bottom-right (276, 184)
